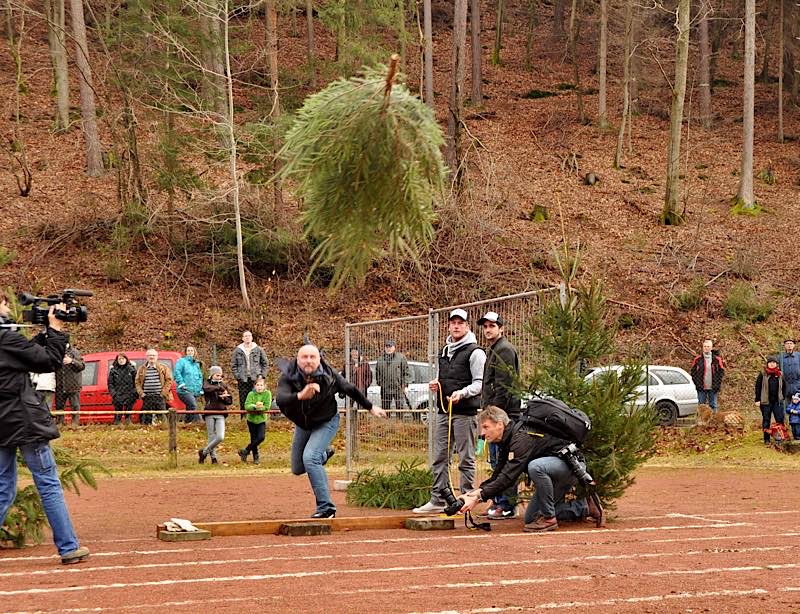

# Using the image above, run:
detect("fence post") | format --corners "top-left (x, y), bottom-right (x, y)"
top-left (427, 309), bottom-right (438, 467)
top-left (344, 324), bottom-right (354, 478)
top-left (167, 407), bottom-right (178, 469)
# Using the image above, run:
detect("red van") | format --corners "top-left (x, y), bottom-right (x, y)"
top-left (78, 351), bottom-right (186, 424)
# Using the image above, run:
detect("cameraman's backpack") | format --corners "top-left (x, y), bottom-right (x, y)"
top-left (521, 397), bottom-right (591, 444)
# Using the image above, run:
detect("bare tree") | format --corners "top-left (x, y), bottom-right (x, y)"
top-left (446, 0), bottom-right (468, 185)
top-left (614, 0), bottom-right (633, 169)
top-left (568, 0), bottom-right (584, 123)
top-left (734, 0), bottom-right (757, 211)
top-left (759, 0), bottom-right (773, 83)
top-left (306, 0), bottom-right (316, 87)
top-left (553, 0), bottom-right (565, 38)
top-left (265, 0), bottom-right (282, 208)
top-left (661, 0), bottom-right (690, 225)
top-left (777, 0), bottom-right (784, 142)
top-left (698, 0), bottom-right (712, 129)
top-left (44, 0), bottom-right (70, 132)
top-left (493, 0), bottom-right (504, 65)
top-left (69, 0), bottom-right (103, 176)
top-left (423, 0), bottom-right (433, 105)
top-left (597, 0), bottom-right (609, 129)
top-left (470, 0), bottom-right (482, 105)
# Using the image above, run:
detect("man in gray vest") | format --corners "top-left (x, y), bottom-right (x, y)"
top-left (413, 309), bottom-right (486, 514)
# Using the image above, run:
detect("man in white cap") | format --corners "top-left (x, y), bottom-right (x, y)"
top-left (478, 310), bottom-right (520, 519)
top-left (414, 308), bottom-right (486, 514)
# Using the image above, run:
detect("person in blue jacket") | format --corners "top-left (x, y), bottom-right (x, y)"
top-left (175, 346), bottom-right (204, 423)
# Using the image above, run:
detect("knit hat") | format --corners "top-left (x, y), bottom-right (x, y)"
top-left (766, 356), bottom-right (779, 365)
top-left (209, 365), bottom-right (223, 376)
top-left (793, 393), bottom-right (800, 402)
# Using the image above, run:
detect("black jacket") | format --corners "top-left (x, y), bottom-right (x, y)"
top-left (481, 336), bottom-right (521, 417)
top-left (203, 379), bottom-right (233, 416)
top-left (0, 326), bottom-right (68, 447)
top-left (108, 362), bottom-right (137, 402)
top-left (277, 359), bottom-right (371, 430)
top-left (478, 421), bottom-right (571, 502)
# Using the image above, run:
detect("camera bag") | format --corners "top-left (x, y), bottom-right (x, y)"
top-left (521, 397), bottom-right (591, 444)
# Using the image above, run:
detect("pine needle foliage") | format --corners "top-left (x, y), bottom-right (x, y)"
top-left (0, 448), bottom-right (108, 548)
top-left (346, 459), bottom-right (433, 509)
top-left (279, 62), bottom-right (447, 290)
top-left (523, 243), bottom-right (659, 507)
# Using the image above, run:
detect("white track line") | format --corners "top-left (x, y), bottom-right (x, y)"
top-left (410, 586), bottom-right (800, 613)
top-left (2, 546), bottom-right (798, 597)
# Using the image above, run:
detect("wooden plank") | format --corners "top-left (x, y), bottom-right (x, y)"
top-left (180, 514), bottom-right (414, 537)
top-left (278, 522), bottom-right (332, 536)
top-left (405, 517), bottom-right (455, 531)
top-left (157, 529), bottom-right (212, 542)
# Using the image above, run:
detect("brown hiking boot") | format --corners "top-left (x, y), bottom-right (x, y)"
top-left (586, 496), bottom-right (606, 528)
top-left (523, 516), bottom-right (558, 532)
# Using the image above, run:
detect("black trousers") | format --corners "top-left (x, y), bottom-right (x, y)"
top-left (245, 421), bottom-right (267, 458)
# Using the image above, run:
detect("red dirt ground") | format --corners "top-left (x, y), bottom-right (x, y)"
top-left (3, 467), bottom-right (800, 613)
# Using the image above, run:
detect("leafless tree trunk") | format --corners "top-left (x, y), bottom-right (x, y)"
top-left (200, 1), bottom-right (229, 149)
top-left (265, 0), bottom-right (282, 208)
top-left (69, 0), bottom-right (103, 176)
top-left (306, 0), bottom-right (316, 87)
top-left (552, 0), bottom-right (565, 38)
top-left (661, 0), bottom-right (690, 225)
top-left (735, 0), bottom-right (756, 210)
top-left (597, 0), bottom-right (608, 128)
top-left (446, 0), bottom-right (468, 185)
top-left (615, 0), bottom-right (632, 169)
top-left (524, 0), bottom-right (539, 70)
top-left (397, 0), bottom-right (407, 70)
top-left (777, 0), bottom-right (784, 142)
top-left (569, 0), bottom-right (585, 123)
top-left (698, 0), bottom-right (712, 129)
top-left (423, 0), bottom-right (433, 106)
top-left (335, 0), bottom-right (345, 62)
top-left (470, 0), bottom-right (482, 105)
top-left (759, 0), bottom-right (773, 83)
top-left (4, 0), bottom-right (14, 41)
top-left (629, 2), bottom-right (641, 114)
top-left (44, 0), bottom-right (70, 132)
top-left (493, 0), bottom-right (504, 65)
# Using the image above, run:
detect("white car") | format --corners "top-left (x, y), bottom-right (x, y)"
top-left (583, 365), bottom-right (698, 426)
top-left (340, 360), bottom-right (434, 422)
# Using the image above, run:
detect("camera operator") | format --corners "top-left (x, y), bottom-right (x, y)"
top-left (459, 405), bottom-right (605, 532)
top-left (0, 291), bottom-right (89, 564)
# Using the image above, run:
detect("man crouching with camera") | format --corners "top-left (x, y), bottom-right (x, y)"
top-left (0, 291), bottom-right (89, 564)
top-left (459, 405), bottom-right (605, 532)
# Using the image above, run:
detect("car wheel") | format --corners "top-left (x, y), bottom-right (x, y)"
top-left (655, 400), bottom-right (678, 427)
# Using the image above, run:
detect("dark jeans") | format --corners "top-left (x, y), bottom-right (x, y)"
top-left (113, 396), bottom-right (137, 425)
top-left (178, 390), bottom-right (202, 423)
top-left (237, 380), bottom-right (255, 419)
top-left (141, 394), bottom-right (165, 425)
top-left (760, 402), bottom-right (785, 442)
top-left (245, 421), bottom-right (267, 459)
top-left (55, 391), bottom-right (81, 426)
top-left (791, 423), bottom-right (800, 439)
top-left (489, 441), bottom-right (517, 511)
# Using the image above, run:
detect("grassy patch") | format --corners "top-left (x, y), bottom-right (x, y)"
top-left (521, 89), bottom-right (556, 99)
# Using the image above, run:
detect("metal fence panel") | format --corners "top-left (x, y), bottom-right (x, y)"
top-left (343, 287), bottom-right (557, 485)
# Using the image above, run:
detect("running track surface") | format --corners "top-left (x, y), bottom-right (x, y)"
top-left (3, 466), bottom-right (799, 613)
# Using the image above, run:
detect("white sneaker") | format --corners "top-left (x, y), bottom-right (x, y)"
top-left (412, 501), bottom-right (445, 514)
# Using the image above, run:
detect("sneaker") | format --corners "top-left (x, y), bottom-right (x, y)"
top-left (61, 547), bottom-right (90, 565)
top-left (523, 516), bottom-right (558, 532)
top-left (479, 504), bottom-right (498, 518)
top-left (211, 457), bottom-right (218, 465)
top-left (198, 449), bottom-right (207, 464)
top-left (238, 448), bottom-right (248, 463)
top-left (412, 501), bottom-right (446, 514)
top-left (311, 509), bottom-right (336, 519)
top-left (253, 457), bottom-right (260, 465)
top-left (487, 507), bottom-right (516, 520)
top-left (324, 446), bottom-right (335, 464)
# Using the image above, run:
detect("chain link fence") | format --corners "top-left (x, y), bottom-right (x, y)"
top-left (343, 287), bottom-right (558, 484)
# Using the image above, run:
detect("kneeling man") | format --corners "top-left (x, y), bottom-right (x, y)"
top-left (459, 405), bottom-right (605, 532)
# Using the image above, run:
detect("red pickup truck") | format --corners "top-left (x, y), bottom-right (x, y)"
top-left (78, 350), bottom-right (186, 424)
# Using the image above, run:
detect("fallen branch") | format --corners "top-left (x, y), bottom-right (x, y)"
top-left (607, 298), bottom-right (668, 317)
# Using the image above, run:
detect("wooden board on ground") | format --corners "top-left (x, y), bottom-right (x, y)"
top-left (162, 514), bottom-right (414, 537)
top-left (405, 517), bottom-right (455, 531)
top-left (157, 529), bottom-right (212, 542)
top-left (279, 522), bottom-right (332, 536)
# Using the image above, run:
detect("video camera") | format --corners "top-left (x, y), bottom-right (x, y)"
top-left (19, 289), bottom-right (92, 326)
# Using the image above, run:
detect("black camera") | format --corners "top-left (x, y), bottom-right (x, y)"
top-left (557, 442), bottom-right (594, 485)
top-left (19, 289), bottom-right (92, 326)
top-left (441, 486), bottom-right (465, 516)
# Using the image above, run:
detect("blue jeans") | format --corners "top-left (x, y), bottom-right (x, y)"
top-left (291, 413), bottom-right (340, 514)
top-left (488, 442), bottom-right (514, 511)
top-left (697, 389), bottom-right (718, 412)
top-left (524, 455), bottom-right (588, 524)
top-left (177, 390), bottom-right (201, 423)
top-left (0, 442), bottom-right (80, 556)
